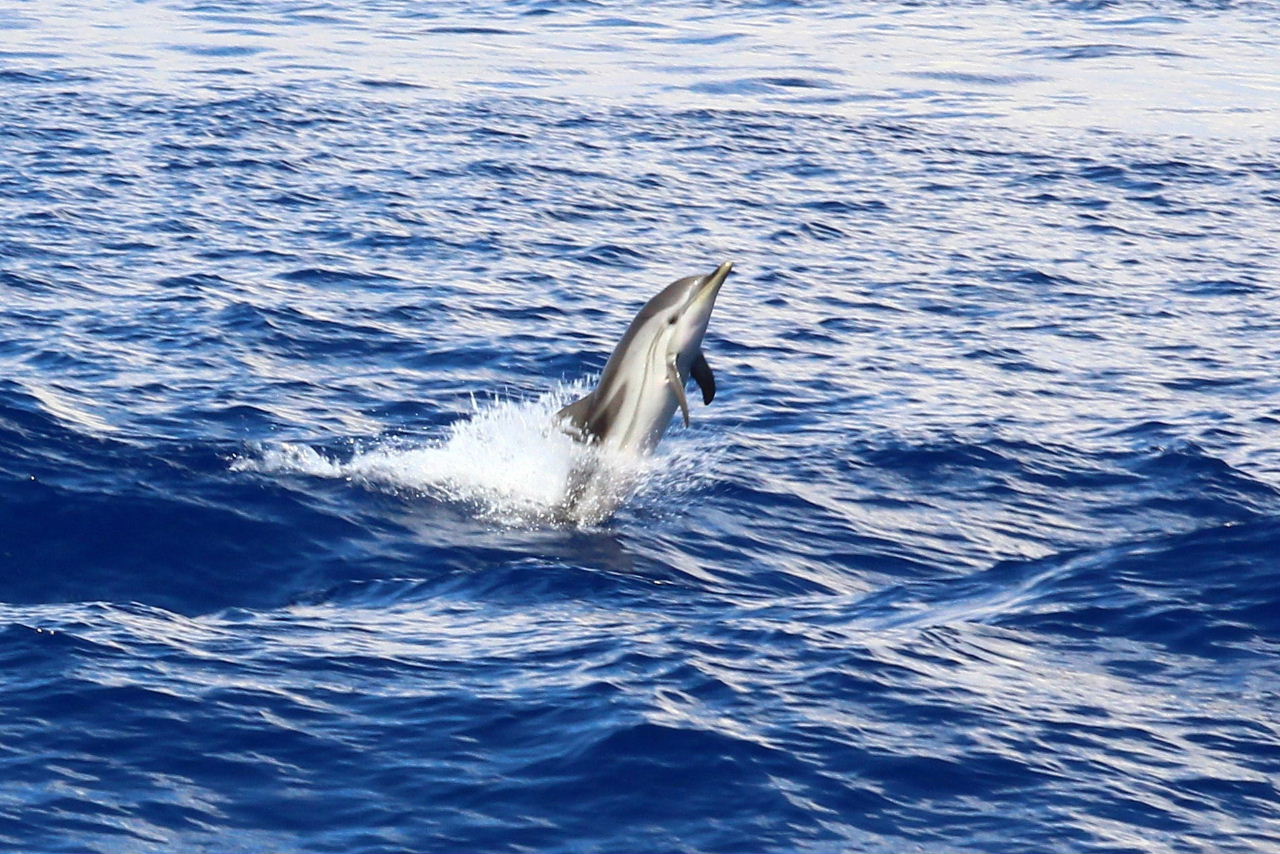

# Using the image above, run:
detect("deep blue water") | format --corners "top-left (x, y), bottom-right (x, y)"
top-left (3, 0), bottom-right (1280, 851)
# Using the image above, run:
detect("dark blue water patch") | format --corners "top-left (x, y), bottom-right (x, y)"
top-left (345, 231), bottom-right (473, 257)
top-left (863, 436), bottom-right (1025, 485)
top-left (507, 721), bottom-right (817, 853)
top-left (590, 16), bottom-right (670, 28)
top-left (768, 220), bottom-right (847, 243)
top-left (1180, 278), bottom-right (1262, 296)
top-left (980, 518), bottom-right (1280, 656)
top-left (557, 242), bottom-right (644, 267)
top-left (0, 621), bottom-right (112, 671)
top-left (196, 246), bottom-right (300, 262)
top-left (1129, 159), bottom-right (1235, 183)
top-left (758, 76), bottom-right (835, 89)
top-left (160, 152), bottom-right (303, 174)
top-left (463, 158), bottom-right (528, 180)
top-left (166, 43), bottom-right (271, 58)
top-left (1160, 374), bottom-right (1262, 392)
top-left (988, 265), bottom-right (1086, 291)
top-left (962, 346), bottom-right (1057, 374)
top-left (1097, 419), bottom-right (1184, 443)
top-left (210, 301), bottom-right (435, 365)
top-left (0, 270), bottom-right (59, 292)
top-left (904, 70), bottom-right (1048, 86)
top-left (687, 76), bottom-right (834, 96)
top-left (799, 198), bottom-right (889, 214)
top-left (657, 31), bottom-right (744, 45)
top-left (1016, 42), bottom-right (1191, 61)
top-left (259, 190), bottom-right (327, 208)
top-left (194, 66), bottom-right (256, 77)
top-left (1077, 219), bottom-right (1133, 235)
top-left (1078, 163), bottom-right (1166, 191)
top-left (1101, 14), bottom-right (1189, 26)
top-left (157, 272), bottom-right (237, 291)
top-left (1129, 192), bottom-right (1196, 212)
top-left (358, 78), bottom-right (428, 89)
top-left (0, 67), bottom-right (92, 85)
top-left (0, 474), bottom-right (350, 615)
top-left (278, 267), bottom-right (400, 287)
top-left (0, 650), bottom-right (368, 848)
top-left (19, 348), bottom-right (105, 373)
top-left (306, 554), bottom-right (656, 611)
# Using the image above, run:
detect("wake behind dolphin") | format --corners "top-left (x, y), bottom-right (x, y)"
top-left (555, 261), bottom-right (732, 522)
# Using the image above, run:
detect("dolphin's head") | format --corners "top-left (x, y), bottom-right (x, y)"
top-left (635, 261), bottom-right (732, 361)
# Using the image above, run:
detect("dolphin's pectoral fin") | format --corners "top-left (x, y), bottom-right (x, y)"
top-left (691, 350), bottom-right (715, 405)
top-left (555, 394), bottom-right (595, 440)
top-left (667, 358), bottom-right (691, 427)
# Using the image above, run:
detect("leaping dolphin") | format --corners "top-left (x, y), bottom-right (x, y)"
top-left (557, 261), bottom-right (732, 456)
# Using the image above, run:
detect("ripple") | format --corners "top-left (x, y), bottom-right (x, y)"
top-left (905, 70), bottom-right (1049, 85)
top-left (1018, 43), bottom-right (1193, 61)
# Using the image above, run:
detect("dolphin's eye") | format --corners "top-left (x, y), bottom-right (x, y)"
top-left (667, 314), bottom-right (678, 325)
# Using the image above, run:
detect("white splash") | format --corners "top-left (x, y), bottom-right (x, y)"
top-left (231, 383), bottom-right (722, 527)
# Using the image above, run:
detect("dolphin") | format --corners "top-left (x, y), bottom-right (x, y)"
top-left (556, 260), bottom-right (732, 456)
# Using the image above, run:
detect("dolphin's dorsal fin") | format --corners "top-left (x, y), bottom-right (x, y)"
top-left (556, 394), bottom-right (596, 439)
top-left (667, 358), bottom-right (691, 427)
top-left (691, 351), bottom-right (715, 405)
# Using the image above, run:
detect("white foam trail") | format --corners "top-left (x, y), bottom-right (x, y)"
top-left (231, 382), bottom-right (723, 527)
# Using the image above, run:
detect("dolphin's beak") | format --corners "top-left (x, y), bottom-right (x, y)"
top-left (696, 261), bottom-right (733, 304)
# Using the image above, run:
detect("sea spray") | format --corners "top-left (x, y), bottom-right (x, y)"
top-left (232, 382), bottom-right (723, 527)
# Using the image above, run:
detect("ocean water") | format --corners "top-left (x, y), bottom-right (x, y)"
top-left (3, 0), bottom-right (1280, 851)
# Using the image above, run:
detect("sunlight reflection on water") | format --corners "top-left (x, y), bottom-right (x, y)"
top-left (4, 0), bottom-right (1278, 137)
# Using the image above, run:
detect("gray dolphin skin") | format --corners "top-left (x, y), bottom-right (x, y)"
top-left (556, 261), bottom-right (732, 456)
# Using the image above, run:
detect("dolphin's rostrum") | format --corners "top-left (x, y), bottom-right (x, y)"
top-left (556, 261), bottom-right (732, 457)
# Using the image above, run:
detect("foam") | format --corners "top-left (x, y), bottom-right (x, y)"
top-left (232, 383), bottom-right (722, 527)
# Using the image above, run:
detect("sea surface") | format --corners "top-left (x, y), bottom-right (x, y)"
top-left (3, 0), bottom-right (1280, 851)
